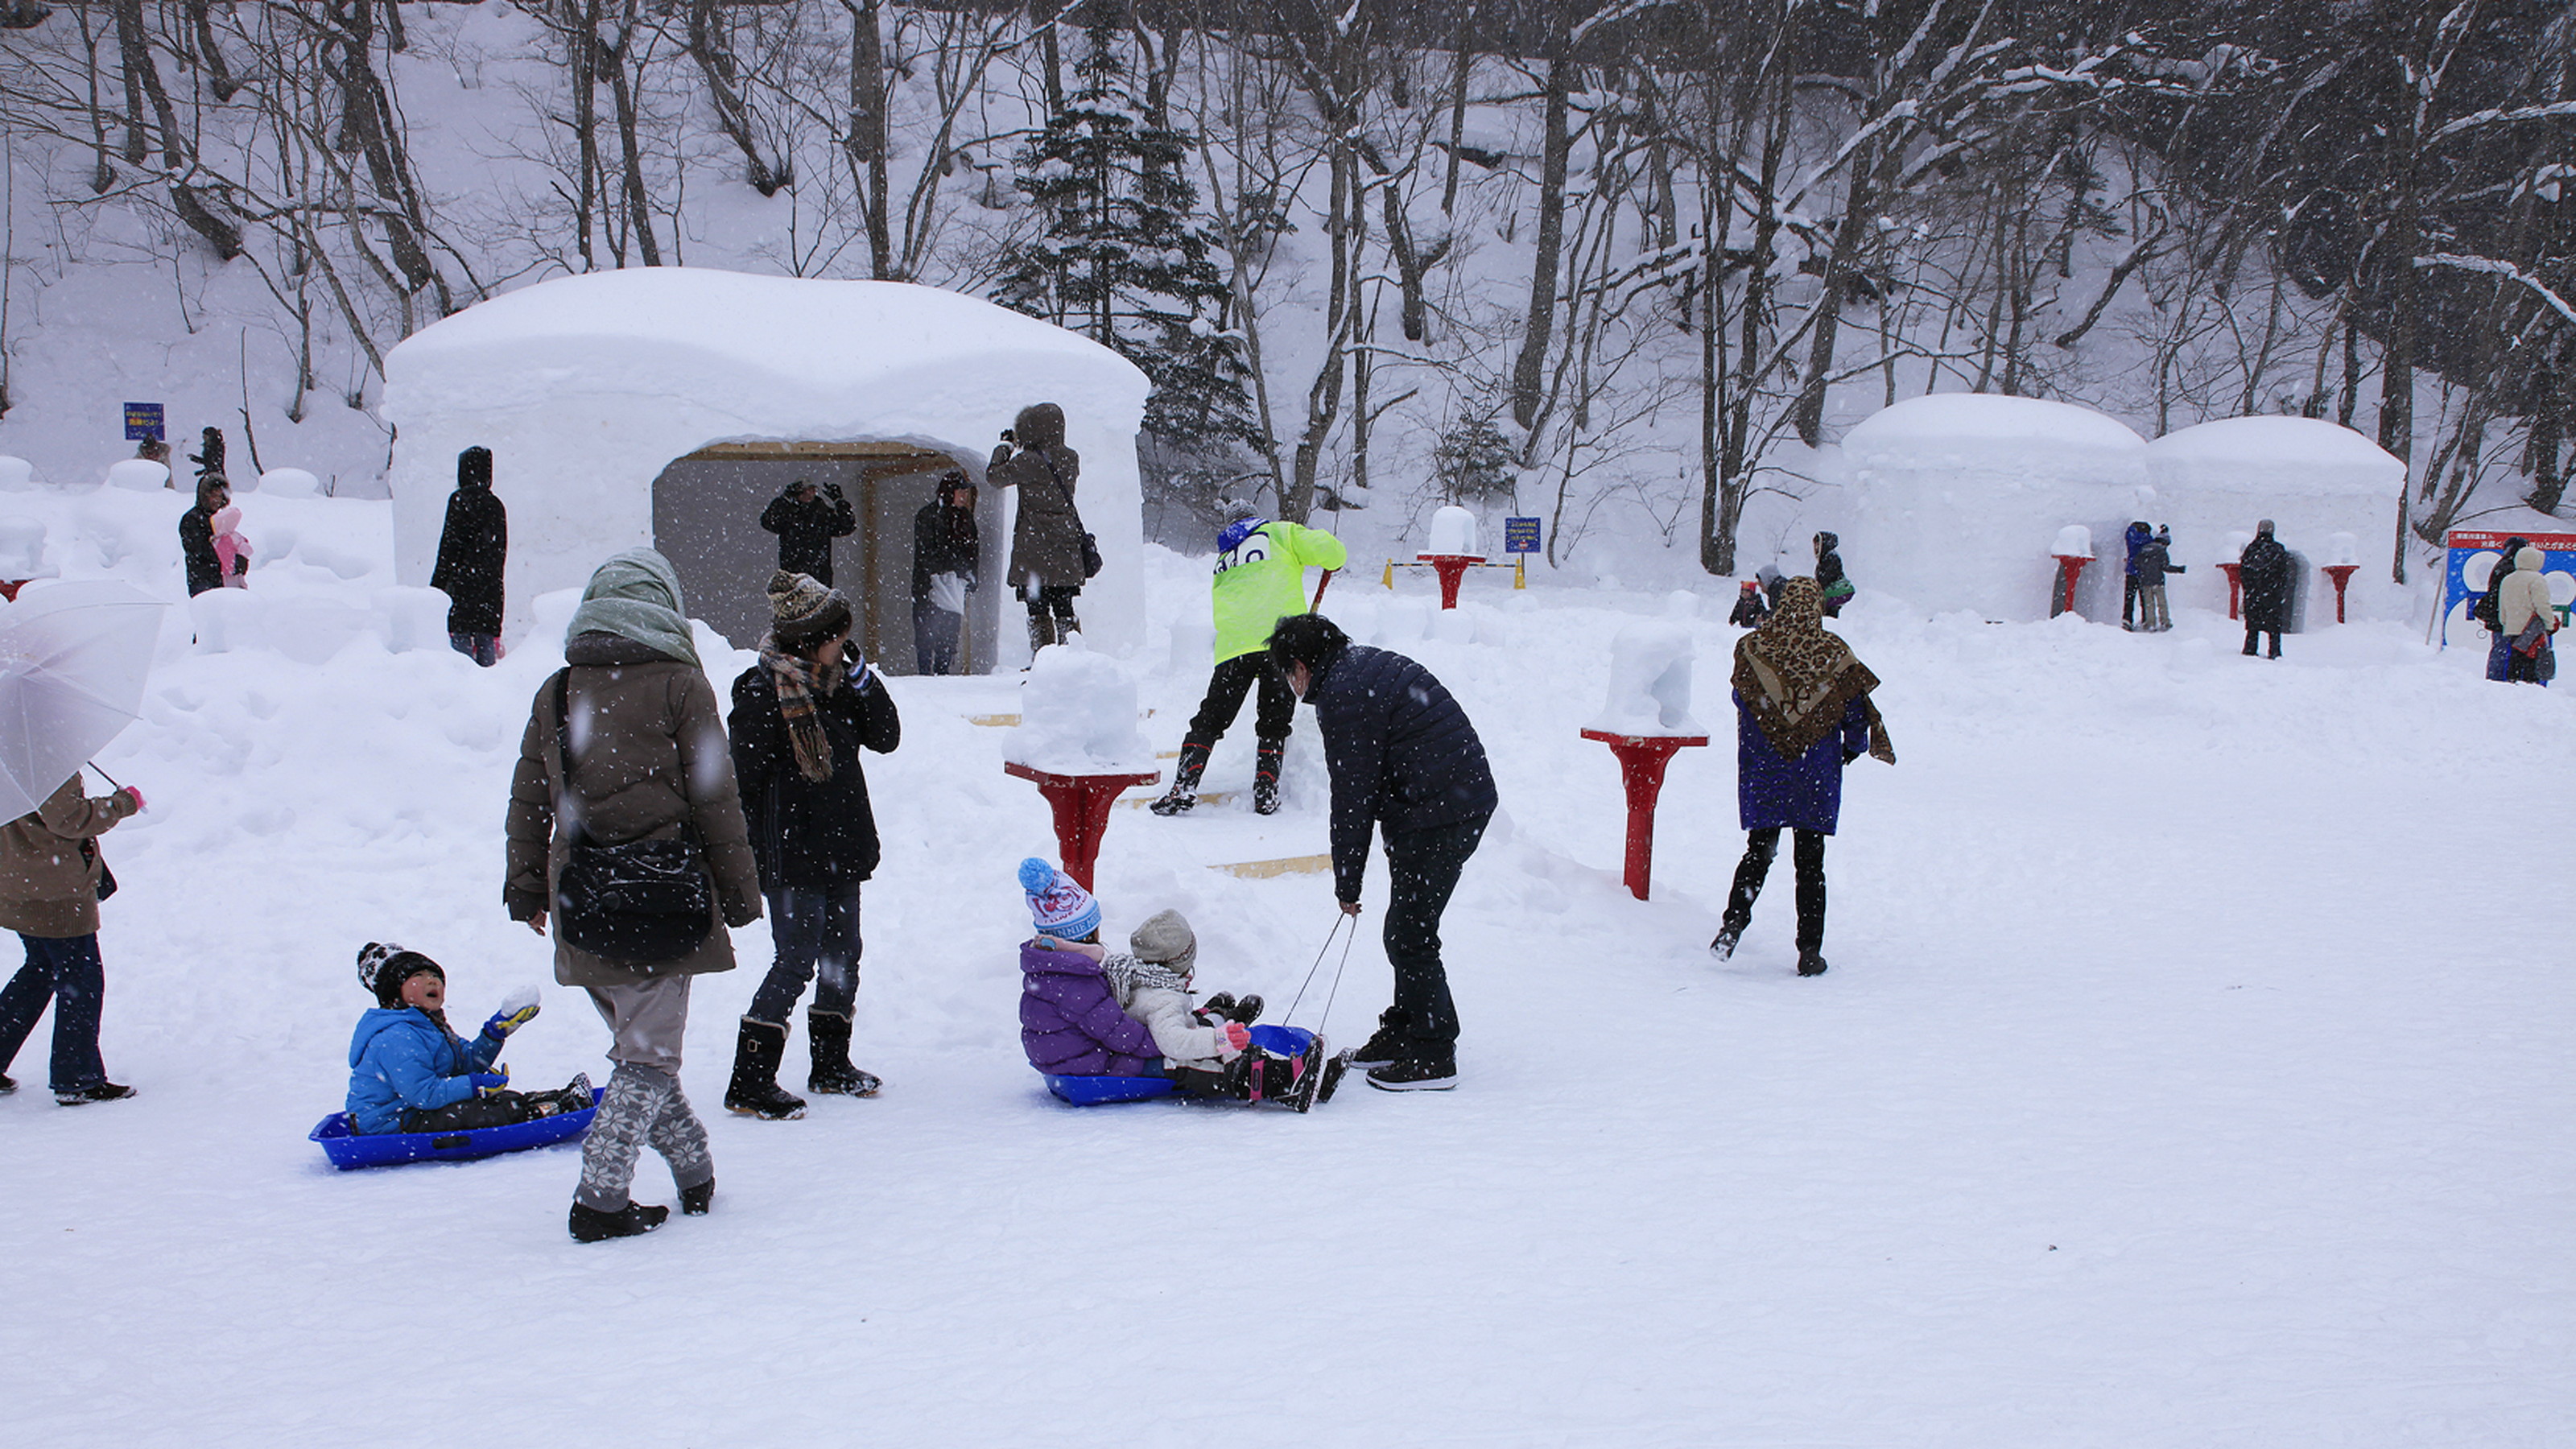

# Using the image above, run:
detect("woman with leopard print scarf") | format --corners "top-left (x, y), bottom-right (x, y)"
top-left (1712, 576), bottom-right (1895, 977)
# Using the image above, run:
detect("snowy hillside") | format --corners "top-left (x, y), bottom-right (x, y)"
top-left (0, 494), bottom-right (2566, 1446)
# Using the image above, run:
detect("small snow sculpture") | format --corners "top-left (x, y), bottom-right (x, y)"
top-left (2326, 531), bottom-right (2359, 567)
top-left (1587, 622), bottom-right (1703, 737)
top-left (106, 460), bottom-right (169, 492)
top-left (0, 518), bottom-right (50, 580)
top-left (1426, 505), bottom-right (1480, 557)
top-left (0, 456), bottom-right (35, 492)
top-left (2052, 525), bottom-right (2094, 558)
top-left (1009, 645), bottom-right (1151, 774)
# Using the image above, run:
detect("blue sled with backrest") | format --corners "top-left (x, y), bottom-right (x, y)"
top-left (308, 1088), bottom-right (605, 1170)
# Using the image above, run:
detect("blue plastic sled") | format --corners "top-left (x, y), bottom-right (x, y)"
top-left (308, 1088), bottom-right (604, 1170)
top-left (1043, 1073), bottom-right (1177, 1106)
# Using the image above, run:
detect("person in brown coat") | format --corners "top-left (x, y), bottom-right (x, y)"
top-left (988, 402), bottom-right (1090, 654)
top-left (506, 548), bottom-right (762, 1243)
top-left (0, 771), bottom-right (143, 1104)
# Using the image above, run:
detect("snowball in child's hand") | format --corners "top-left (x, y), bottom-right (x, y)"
top-left (498, 985), bottom-right (541, 1018)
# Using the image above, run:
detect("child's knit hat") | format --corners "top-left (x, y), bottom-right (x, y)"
top-left (1018, 857), bottom-right (1101, 942)
top-left (1129, 908), bottom-right (1196, 977)
top-left (357, 941), bottom-right (442, 1006)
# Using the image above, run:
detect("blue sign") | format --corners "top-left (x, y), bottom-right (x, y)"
top-left (1503, 517), bottom-right (1542, 555)
top-left (122, 402), bottom-right (164, 442)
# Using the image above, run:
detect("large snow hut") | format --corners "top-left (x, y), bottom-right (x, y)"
top-left (382, 269), bottom-right (1151, 667)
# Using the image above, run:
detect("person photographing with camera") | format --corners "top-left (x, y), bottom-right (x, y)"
top-left (760, 477), bottom-right (857, 587)
top-left (987, 402), bottom-right (1095, 654)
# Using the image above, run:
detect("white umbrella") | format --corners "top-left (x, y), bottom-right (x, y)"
top-left (0, 580), bottom-right (169, 821)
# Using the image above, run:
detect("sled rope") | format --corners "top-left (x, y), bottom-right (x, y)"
top-left (1313, 918), bottom-right (1358, 1038)
top-left (1282, 914), bottom-right (1346, 1023)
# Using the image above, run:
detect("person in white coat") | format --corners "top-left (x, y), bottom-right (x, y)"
top-left (2495, 545), bottom-right (2559, 685)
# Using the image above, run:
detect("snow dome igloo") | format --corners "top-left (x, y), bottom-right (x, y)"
top-left (2141, 417), bottom-right (2404, 623)
top-left (382, 269), bottom-right (1150, 666)
top-left (1840, 393), bottom-right (2148, 621)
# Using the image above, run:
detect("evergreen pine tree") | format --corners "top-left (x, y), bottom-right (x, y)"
top-left (997, 22), bottom-right (1261, 458)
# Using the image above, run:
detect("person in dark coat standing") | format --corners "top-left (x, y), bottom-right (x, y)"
top-left (1728, 580), bottom-right (1769, 628)
top-left (1711, 577), bottom-right (1895, 976)
top-left (177, 475), bottom-right (236, 597)
top-left (2239, 520), bottom-right (2293, 658)
top-left (760, 479), bottom-right (856, 586)
top-left (1814, 531), bottom-right (1854, 616)
top-left (1267, 613), bottom-right (1496, 1092)
top-left (910, 471), bottom-right (980, 675)
top-left (0, 770), bottom-right (144, 1104)
top-left (2133, 526), bottom-right (2183, 633)
top-left (724, 570), bottom-right (902, 1117)
top-left (2120, 521), bottom-right (2152, 630)
top-left (988, 402), bottom-right (1090, 652)
top-left (430, 445), bottom-right (508, 666)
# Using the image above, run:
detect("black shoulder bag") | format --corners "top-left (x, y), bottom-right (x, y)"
top-left (548, 671), bottom-right (716, 966)
top-left (1038, 450), bottom-right (1104, 580)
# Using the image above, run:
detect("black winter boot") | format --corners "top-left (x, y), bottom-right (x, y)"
top-left (0, 1072), bottom-right (14, 1095)
top-left (806, 1009), bottom-right (882, 1096)
top-left (1150, 739), bottom-right (1214, 815)
top-left (569, 1200), bottom-right (670, 1242)
top-left (723, 1018), bottom-right (807, 1120)
top-left (679, 1179), bottom-right (715, 1216)
top-left (1348, 1007), bottom-right (1410, 1069)
top-left (1253, 737), bottom-right (1286, 815)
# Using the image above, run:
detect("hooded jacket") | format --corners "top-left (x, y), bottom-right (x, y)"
top-left (1212, 518), bottom-right (1348, 663)
top-left (989, 403), bottom-right (1089, 594)
top-left (431, 448), bottom-right (508, 636)
top-left (2498, 547), bottom-right (2559, 638)
top-left (345, 1006), bottom-right (502, 1134)
top-left (1018, 941), bottom-right (1161, 1076)
top-left (761, 487), bottom-right (857, 585)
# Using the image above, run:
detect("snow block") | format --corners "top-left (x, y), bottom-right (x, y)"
top-left (374, 585), bottom-right (455, 654)
top-left (1009, 644), bottom-right (1151, 774)
top-left (2052, 525), bottom-right (2094, 558)
top-left (1586, 621), bottom-right (1702, 737)
top-left (257, 468), bottom-right (323, 497)
top-left (309, 1088), bottom-right (602, 1170)
top-left (1426, 505), bottom-right (1480, 557)
top-left (0, 456), bottom-right (34, 492)
top-left (106, 460), bottom-right (170, 492)
top-left (0, 517), bottom-right (49, 578)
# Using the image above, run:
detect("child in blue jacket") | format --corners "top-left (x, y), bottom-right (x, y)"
top-left (346, 943), bottom-right (589, 1134)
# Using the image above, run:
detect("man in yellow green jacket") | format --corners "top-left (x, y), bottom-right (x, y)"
top-left (1152, 502), bottom-right (1348, 815)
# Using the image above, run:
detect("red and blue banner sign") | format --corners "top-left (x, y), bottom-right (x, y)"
top-left (2441, 530), bottom-right (2576, 645)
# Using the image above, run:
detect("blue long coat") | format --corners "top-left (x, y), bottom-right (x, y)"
top-left (1735, 690), bottom-right (1870, 834)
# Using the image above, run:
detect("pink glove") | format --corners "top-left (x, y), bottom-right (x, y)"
top-left (1223, 1022), bottom-right (1250, 1051)
top-left (119, 786), bottom-right (145, 813)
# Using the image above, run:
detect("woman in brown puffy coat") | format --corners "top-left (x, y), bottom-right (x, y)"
top-left (988, 402), bottom-right (1090, 653)
top-left (506, 548), bottom-right (762, 1243)
top-left (0, 771), bottom-right (144, 1104)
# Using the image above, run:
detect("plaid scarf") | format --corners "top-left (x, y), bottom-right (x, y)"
top-left (1732, 577), bottom-right (1895, 764)
top-left (758, 636), bottom-right (848, 783)
top-left (1100, 952), bottom-right (1192, 1001)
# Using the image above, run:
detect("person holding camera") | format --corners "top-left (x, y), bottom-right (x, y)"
top-left (723, 570), bottom-right (903, 1119)
top-left (988, 402), bottom-right (1091, 653)
top-left (760, 478), bottom-right (857, 587)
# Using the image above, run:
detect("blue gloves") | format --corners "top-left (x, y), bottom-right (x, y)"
top-left (467, 1070), bottom-right (510, 1098)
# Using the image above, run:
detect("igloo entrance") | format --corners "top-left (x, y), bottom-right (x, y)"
top-left (653, 440), bottom-right (1001, 671)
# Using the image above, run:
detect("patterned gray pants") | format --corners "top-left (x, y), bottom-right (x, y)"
top-left (575, 1062), bottom-right (713, 1211)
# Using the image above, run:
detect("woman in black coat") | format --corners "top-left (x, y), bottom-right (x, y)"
top-left (178, 476), bottom-right (230, 597)
top-left (910, 471), bottom-right (979, 675)
top-left (430, 446), bottom-right (507, 665)
top-left (724, 570), bottom-right (902, 1117)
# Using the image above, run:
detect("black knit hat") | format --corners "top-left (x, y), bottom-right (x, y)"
top-left (357, 941), bottom-right (443, 1006)
top-left (457, 446), bottom-right (493, 489)
top-left (766, 569), bottom-right (853, 648)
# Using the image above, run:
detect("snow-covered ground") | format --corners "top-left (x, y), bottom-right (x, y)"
top-left (1, 500), bottom-right (2569, 1447)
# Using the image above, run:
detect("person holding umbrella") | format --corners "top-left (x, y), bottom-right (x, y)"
top-left (0, 580), bottom-right (167, 1103)
top-left (0, 768), bottom-right (142, 1102)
